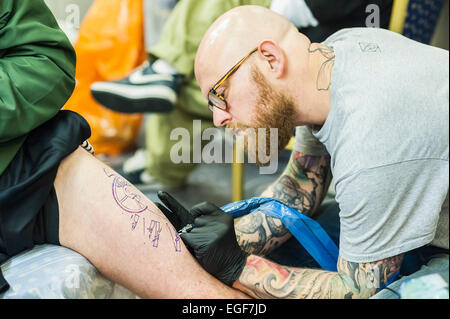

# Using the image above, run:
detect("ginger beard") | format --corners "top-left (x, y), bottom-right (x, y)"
top-left (227, 65), bottom-right (296, 166)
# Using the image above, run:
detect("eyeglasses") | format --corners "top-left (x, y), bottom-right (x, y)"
top-left (208, 48), bottom-right (258, 112)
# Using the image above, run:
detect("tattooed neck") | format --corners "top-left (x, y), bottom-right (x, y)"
top-left (308, 45), bottom-right (335, 92)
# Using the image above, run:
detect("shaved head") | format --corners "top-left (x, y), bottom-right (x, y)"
top-left (194, 5), bottom-right (328, 161)
top-left (195, 5), bottom-right (299, 96)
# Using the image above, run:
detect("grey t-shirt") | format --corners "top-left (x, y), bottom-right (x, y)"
top-left (294, 28), bottom-right (449, 263)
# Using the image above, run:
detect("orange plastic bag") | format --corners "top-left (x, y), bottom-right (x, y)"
top-left (64, 0), bottom-right (147, 155)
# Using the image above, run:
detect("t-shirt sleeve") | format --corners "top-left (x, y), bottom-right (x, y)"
top-left (337, 160), bottom-right (448, 263)
top-left (293, 125), bottom-right (329, 156)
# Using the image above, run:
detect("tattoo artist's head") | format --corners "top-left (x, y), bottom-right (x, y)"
top-left (195, 5), bottom-right (322, 158)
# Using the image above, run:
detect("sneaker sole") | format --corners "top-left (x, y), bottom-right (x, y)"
top-left (92, 91), bottom-right (174, 114)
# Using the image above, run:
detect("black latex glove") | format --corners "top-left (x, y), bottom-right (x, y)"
top-left (156, 191), bottom-right (249, 286)
top-left (155, 191), bottom-right (195, 232)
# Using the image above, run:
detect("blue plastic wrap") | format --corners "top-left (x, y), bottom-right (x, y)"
top-left (221, 197), bottom-right (339, 272)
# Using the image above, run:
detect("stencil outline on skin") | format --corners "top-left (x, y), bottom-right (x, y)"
top-left (103, 168), bottom-right (162, 216)
top-left (131, 214), bottom-right (139, 231)
top-left (104, 168), bottom-right (180, 252)
top-left (148, 220), bottom-right (162, 248)
top-left (166, 223), bottom-right (182, 253)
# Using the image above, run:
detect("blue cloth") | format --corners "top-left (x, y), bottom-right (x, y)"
top-left (265, 201), bottom-right (341, 269)
top-left (222, 198), bottom-right (339, 271)
top-left (226, 198), bottom-right (448, 278)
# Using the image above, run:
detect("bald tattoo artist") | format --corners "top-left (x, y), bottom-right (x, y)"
top-left (157, 5), bottom-right (449, 299)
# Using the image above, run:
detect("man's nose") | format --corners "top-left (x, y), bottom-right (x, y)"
top-left (213, 108), bottom-right (232, 127)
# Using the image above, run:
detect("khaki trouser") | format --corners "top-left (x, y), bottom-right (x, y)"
top-left (145, 0), bottom-right (271, 187)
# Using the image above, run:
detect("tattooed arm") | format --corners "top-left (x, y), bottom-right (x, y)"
top-left (235, 45), bottom-right (334, 256)
top-left (235, 151), bottom-right (332, 256)
top-left (233, 254), bottom-right (404, 299)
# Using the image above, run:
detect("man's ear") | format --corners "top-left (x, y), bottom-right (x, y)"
top-left (257, 40), bottom-right (286, 78)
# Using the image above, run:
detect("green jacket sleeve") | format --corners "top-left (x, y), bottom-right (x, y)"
top-left (0, 0), bottom-right (76, 143)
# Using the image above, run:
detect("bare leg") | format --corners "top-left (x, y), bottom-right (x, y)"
top-left (54, 147), bottom-right (248, 299)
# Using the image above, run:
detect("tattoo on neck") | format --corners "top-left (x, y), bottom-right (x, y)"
top-left (308, 45), bottom-right (335, 91)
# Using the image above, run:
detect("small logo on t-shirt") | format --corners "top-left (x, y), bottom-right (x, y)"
top-left (359, 42), bottom-right (381, 53)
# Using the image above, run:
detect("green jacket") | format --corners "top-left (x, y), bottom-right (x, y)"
top-left (0, 0), bottom-right (76, 176)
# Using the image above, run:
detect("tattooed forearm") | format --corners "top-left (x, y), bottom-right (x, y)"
top-left (236, 213), bottom-right (290, 255)
top-left (236, 152), bottom-right (331, 255)
top-left (337, 254), bottom-right (404, 296)
top-left (236, 213), bottom-right (267, 254)
top-left (266, 215), bottom-right (289, 237)
top-left (233, 254), bottom-right (404, 299)
top-left (234, 255), bottom-right (348, 299)
top-left (266, 151), bottom-right (332, 217)
top-left (308, 45), bottom-right (335, 91)
top-left (270, 175), bottom-right (315, 213)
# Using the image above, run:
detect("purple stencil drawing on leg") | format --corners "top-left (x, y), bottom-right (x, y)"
top-left (166, 223), bottom-right (182, 252)
top-left (143, 217), bottom-right (146, 236)
top-left (103, 168), bottom-right (162, 217)
top-left (103, 168), bottom-right (148, 213)
top-left (152, 221), bottom-right (162, 248)
top-left (131, 214), bottom-right (140, 231)
top-left (147, 220), bottom-right (162, 248)
top-left (174, 232), bottom-right (181, 252)
top-left (147, 221), bottom-right (154, 242)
